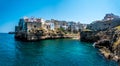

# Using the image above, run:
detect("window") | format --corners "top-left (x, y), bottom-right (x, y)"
top-left (34, 25), bottom-right (36, 28)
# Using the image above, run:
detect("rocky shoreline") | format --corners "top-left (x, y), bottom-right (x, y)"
top-left (80, 28), bottom-right (120, 64)
top-left (15, 32), bottom-right (80, 41)
top-left (15, 36), bottom-right (71, 41)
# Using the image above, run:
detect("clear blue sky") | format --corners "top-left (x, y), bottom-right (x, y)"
top-left (0, 0), bottom-right (120, 33)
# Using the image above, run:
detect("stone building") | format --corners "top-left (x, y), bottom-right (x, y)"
top-left (50, 19), bottom-right (68, 30)
top-left (15, 17), bottom-right (43, 40)
top-left (15, 17), bottom-right (42, 34)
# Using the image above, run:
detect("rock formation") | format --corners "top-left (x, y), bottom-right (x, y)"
top-left (80, 28), bottom-right (120, 64)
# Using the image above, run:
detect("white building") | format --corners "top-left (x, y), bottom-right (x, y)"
top-left (45, 20), bottom-right (55, 30)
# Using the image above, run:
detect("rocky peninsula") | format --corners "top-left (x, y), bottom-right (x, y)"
top-left (15, 17), bottom-right (82, 41)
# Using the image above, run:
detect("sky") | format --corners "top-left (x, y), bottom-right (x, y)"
top-left (0, 0), bottom-right (120, 33)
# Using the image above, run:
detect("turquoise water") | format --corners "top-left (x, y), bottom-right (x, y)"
top-left (0, 33), bottom-right (118, 66)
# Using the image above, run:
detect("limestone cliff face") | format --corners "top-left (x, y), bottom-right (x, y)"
top-left (95, 29), bottom-right (120, 62)
top-left (80, 31), bottom-right (100, 42)
top-left (80, 29), bottom-right (120, 63)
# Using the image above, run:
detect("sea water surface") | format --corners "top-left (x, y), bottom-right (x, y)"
top-left (0, 33), bottom-right (118, 66)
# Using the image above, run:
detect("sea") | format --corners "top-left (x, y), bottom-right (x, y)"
top-left (0, 33), bottom-right (118, 66)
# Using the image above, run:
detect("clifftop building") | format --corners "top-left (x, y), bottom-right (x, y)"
top-left (103, 13), bottom-right (119, 21)
top-left (88, 13), bottom-right (120, 31)
top-left (15, 17), bottom-right (45, 34)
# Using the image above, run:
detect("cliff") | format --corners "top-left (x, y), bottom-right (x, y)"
top-left (80, 31), bottom-right (100, 42)
top-left (80, 28), bottom-right (120, 64)
top-left (15, 28), bottom-right (80, 41)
